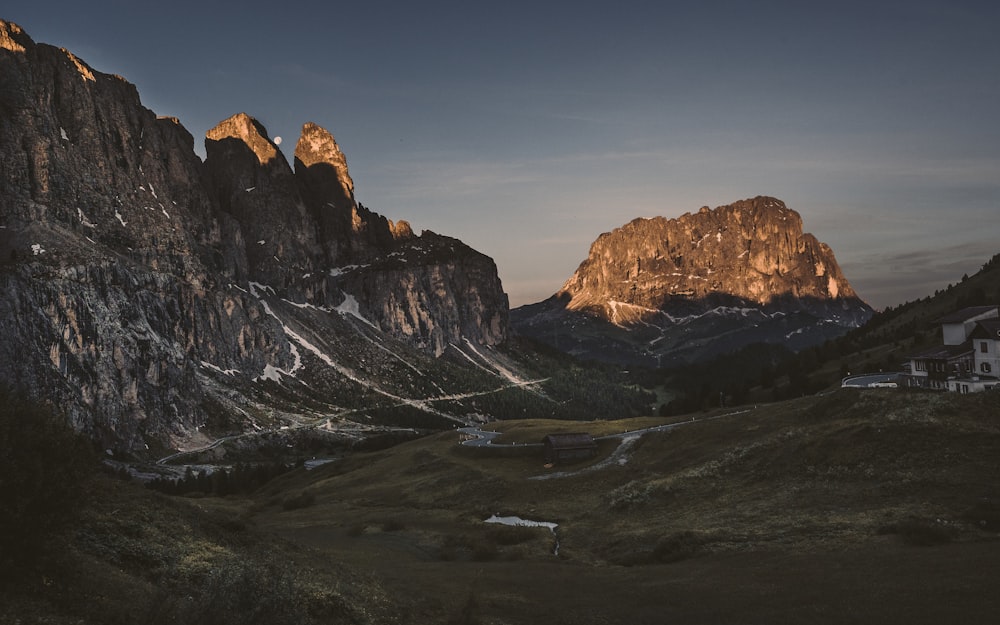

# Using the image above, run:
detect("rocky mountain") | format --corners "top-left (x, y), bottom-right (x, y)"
top-left (513, 197), bottom-right (873, 366)
top-left (0, 20), bottom-right (515, 457)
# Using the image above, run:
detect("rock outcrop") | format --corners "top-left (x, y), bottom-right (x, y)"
top-left (0, 20), bottom-right (508, 455)
top-left (513, 197), bottom-right (872, 366)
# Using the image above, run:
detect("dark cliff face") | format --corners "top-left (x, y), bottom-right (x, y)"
top-left (335, 231), bottom-right (509, 356)
top-left (0, 20), bottom-right (508, 454)
top-left (203, 112), bottom-right (321, 289)
top-left (0, 22), bottom-right (219, 273)
top-left (513, 197), bottom-right (872, 367)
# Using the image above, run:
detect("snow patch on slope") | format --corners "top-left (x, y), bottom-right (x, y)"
top-left (336, 294), bottom-right (376, 327)
top-left (460, 338), bottom-right (526, 385)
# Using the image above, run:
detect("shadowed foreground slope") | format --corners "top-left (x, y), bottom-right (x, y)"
top-left (10, 389), bottom-right (995, 623)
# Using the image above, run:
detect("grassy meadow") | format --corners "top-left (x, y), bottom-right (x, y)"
top-left (4, 388), bottom-right (1000, 623)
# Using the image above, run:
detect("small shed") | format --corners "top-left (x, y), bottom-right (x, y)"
top-left (542, 433), bottom-right (597, 465)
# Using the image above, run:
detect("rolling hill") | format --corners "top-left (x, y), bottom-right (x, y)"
top-left (6, 388), bottom-right (1000, 624)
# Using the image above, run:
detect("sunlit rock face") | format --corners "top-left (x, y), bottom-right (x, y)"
top-left (295, 121), bottom-right (354, 199)
top-left (334, 230), bottom-right (509, 356)
top-left (206, 113), bottom-right (280, 165)
top-left (0, 20), bottom-right (508, 454)
top-left (293, 122), bottom-right (393, 265)
top-left (560, 197), bottom-right (860, 314)
top-left (513, 197), bottom-right (872, 366)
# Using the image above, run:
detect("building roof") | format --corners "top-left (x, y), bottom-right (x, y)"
top-left (908, 341), bottom-right (974, 360)
top-left (970, 319), bottom-right (1000, 340)
top-left (936, 306), bottom-right (999, 324)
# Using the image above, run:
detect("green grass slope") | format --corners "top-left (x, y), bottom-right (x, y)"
top-left (6, 388), bottom-right (1000, 624)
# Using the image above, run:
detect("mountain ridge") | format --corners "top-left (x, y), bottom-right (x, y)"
top-left (0, 19), bottom-right (512, 455)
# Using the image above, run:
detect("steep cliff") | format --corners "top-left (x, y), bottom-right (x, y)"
top-left (0, 20), bottom-right (508, 455)
top-left (513, 197), bottom-right (872, 366)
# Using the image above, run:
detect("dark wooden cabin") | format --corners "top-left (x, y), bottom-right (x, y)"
top-left (542, 433), bottom-right (597, 465)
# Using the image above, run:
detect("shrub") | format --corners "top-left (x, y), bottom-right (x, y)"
top-left (651, 531), bottom-right (702, 563)
top-left (438, 533), bottom-right (501, 561)
top-left (219, 518), bottom-right (248, 533)
top-left (962, 499), bottom-right (1000, 532)
top-left (446, 591), bottom-right (482, 625)
top-left (470, 542), bottom-right (498, 562)
top-left (610, 531), bottom-right (703, 566)
top-left (609, 480), bottom-right (657, 510)
top-left (346, 523), bottom-right (366, 537)
top-left (879, 518), bottom-right (956, 546)
top-left (381, 518), bottom-right (406, 532)
top-left (146, 558), bottom-right (308, 625)
top-left (0, 388), bottom-right (96, 570)
top-left (485, 524), bottom-right (538, 546)
top-left (281, 490), bottom-right (316, 511)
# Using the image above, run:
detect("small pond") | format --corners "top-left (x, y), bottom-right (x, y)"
top-left (484, 514), bottom-right (560, 555)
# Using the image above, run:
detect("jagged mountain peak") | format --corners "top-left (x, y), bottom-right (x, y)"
top-left (206, 112), bottom-right (282, 166)
top-left (0, 19), bottom-right (31, 52)
top-left (295, 121), bottom-right (355, 199)
top-left (390, 219), bottom-right (414, 239)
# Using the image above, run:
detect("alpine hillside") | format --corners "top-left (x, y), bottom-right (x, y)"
top-left (513, 197), bottom-right (873, 367)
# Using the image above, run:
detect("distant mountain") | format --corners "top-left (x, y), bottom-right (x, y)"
top-left (512, 196), bottom-right (873, 367)
top-left (0, 20), bottom-right (525, 456)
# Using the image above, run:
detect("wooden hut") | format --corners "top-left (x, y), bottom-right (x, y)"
top-left (542, 433), bottom-right (597, 465)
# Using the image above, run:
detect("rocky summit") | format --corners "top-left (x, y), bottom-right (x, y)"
top-left (0, 20), bottom-right (510, 456)
top-left (513, 197), bottom-right (873, 366)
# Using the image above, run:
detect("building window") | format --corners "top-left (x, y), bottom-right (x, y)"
top-left (982, 341), bottom-right (989, 353)
top-left (983, 362), bottom-right (993, 374)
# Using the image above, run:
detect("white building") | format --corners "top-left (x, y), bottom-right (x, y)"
top-left (949, 317), bottom-right (1000, 393)
top-left (906, 306), bottom-right (999, 392)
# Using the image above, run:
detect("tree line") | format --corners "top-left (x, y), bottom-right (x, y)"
top-left (146, 461), bottom-right (293, 497)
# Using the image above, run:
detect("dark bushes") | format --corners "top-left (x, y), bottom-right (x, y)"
top-left (878, 517), bottom-right (956, 546)
top-left (962, 499), bottom-right (1000, 532)
top-left (143, 559), bottom-right (309, 625)
top-left (0, 388), bottom-right (96, 570)
top-left (611, 531), bottom-right (703, 566)
top-left (485, 524), bottom-right (538, 546)
top-left (281, 490), bottom-right (316, 511)
top-left (147, 461), bottom-right (292, 497)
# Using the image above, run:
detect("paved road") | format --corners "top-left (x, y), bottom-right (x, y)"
top-left (841, 373), bottom-right (902, 388)
top-left (458, 427), bottom-right (545, 448)
top-left (459, 408), bottom-right (754, 450)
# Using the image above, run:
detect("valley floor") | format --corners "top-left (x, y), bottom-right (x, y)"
top-left (5, 389), bottom-right (1000, 624)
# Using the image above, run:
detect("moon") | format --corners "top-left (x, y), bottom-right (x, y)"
top-left (274, 136), bottom-right (283, 145)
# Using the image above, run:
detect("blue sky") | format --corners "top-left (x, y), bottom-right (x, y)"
top-left (6, 1), bottom-right (999, 309)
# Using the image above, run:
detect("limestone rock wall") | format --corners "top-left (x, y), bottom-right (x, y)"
top-left (0, 20), bottom-right (508, 453)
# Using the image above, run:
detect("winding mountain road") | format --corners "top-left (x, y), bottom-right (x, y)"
top-left (459, 408), bottom-right (756, 479)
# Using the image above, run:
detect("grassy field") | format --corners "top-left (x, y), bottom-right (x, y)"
top-left (5, 388), bottom-right (1000, 623)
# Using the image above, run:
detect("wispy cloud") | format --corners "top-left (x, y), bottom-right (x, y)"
top-left (845, 240), bottom-right (998, 308)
